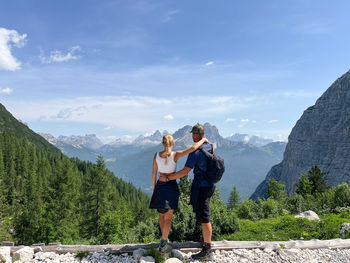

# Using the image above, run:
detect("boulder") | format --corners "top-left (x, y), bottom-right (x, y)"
top-left (340, 222), bottom-right (350, 238)
top-left (295, 210), bottom-right (320, 221)
top-left (0, 246), bottom-right (11, 263)
top-left (140, 256), bottom-right (155, 263)
top-left (133, 248), bottom-right (145, 262)
top-left (164, 258), bottom-right (183, 263)
top-left (171, 249), bottom-right (185, 261)
top-left (13, 246), bottom-right (34, 263)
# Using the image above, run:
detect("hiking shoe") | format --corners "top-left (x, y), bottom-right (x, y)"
top-left (159, 243), bottom-right (172, 254)
top-left (191, 247), bottom-right (213, 261)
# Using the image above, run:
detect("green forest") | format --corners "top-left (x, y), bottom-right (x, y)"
top-left (0, 132), bottom-right (154, 245)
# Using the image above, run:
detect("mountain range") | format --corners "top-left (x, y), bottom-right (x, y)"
top-left (40, 123), bottom-right (286, 201)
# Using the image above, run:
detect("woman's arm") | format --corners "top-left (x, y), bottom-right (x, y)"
top-left (174, 137), bottom-right (209, 162)
top-left (152, 153), bottom-right (158, 192)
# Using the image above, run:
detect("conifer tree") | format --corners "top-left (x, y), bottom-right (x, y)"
top-left (266, 179), bottom-right (287, 200)
top-left (228, 186), bottom-right (240, 209)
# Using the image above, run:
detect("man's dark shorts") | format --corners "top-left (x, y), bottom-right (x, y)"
top-left (196, 186), bottom-right (215, 223)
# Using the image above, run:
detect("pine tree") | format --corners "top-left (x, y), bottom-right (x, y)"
top-left (228, 186), bottom-right (240, 209)
top-left (266, 179), bottom-right (287, 200)
top-left (296, 166), bottom-right (327, 196)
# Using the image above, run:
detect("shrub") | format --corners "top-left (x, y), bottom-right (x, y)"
top-left (236, 199), bottom-right (261, 220)
top-left (259, 198), bottom-right (284, 219)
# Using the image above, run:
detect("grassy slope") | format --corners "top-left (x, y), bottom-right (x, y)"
top-left (218, 213), bottom-right (350, 241)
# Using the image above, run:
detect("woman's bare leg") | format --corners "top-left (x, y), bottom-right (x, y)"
top-left (161, 209), bottom-right (174, 240)
top-left (159, 213), bottom-right (165, 231)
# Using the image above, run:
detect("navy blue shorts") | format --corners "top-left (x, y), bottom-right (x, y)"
top-left (196, 186), bottom-right (215, 223)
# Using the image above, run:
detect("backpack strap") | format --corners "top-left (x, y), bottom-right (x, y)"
top-left (199, 144), bottom-right (214, 159)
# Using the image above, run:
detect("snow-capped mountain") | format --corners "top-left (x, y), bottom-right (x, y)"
top-left (226, 133), bottom-right (274, 147)
top-left (57, 134), bottom-right (104, 150)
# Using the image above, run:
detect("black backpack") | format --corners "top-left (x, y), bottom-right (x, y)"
top-left (199, 144), bottom-right (225, 184)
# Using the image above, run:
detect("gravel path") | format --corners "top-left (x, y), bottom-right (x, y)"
top-left (28, 248), bottom-right (350, 263)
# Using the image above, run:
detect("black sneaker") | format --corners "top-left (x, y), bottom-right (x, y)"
top-left (191, 246), bottom-right (213, 261)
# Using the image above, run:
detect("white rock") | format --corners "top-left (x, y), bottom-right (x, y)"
top-left (13, 246), bottom-right (34, 263)
top-left (0, 246), bottom-right (11, 263)
top-left (263, 247), bottom-right (273, 253)
top-left (164, 258), bottom-right (182, 263)
top-left (340, 223), bottom-right (350, 238)
top-left (133, 248), bottom-right (145, 262)
top-left (171, 249), bottom-right (185, 260)
top-left (295, 210), bottom-right (320, 221)
top-left (140, 256), bottom-right (155, 263)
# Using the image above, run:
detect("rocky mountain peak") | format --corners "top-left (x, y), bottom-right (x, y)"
top-left (57, 134), bottom-right (103, 150)
top-left (251, 70), bottom-right (350, 200)
top-left (38, 133), bottom-right (58, 145)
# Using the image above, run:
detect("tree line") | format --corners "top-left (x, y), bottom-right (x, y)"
top-left (0, 132), bottom-right (154, 245)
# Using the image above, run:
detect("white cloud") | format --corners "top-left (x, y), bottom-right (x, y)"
top-left (164, 114), bottom-right (174, 120)
top-left (104, 126), bottom-right (113, 130)
top-left (9, 95), bottom-right (253, 133)
top-left (0, 28), bottom-right (27, 71)
top-left (205, 61), bottom-right (214, 66)
top-left (268, 120), bottom-right (278, 123)
top-left (237, 124), bottom-right (244, 128)
top-left (225, 118), bottom-right (236, 123)
top-left (0, 87), bottom-right (13, 94)
top-left (162, 10), bottom-right (180, 23)
top-left (241, 119), bottom-right (249, 123)
top-left (40, 46), bottom-right (82, 64)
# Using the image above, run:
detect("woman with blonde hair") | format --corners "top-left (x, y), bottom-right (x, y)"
top-left (149, 134), bottom-right (208, 253)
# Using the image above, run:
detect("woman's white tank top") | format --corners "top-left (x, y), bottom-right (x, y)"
top-left (156, 151), bottom-right (177, 173)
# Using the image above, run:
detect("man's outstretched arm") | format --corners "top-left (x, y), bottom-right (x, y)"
top-left (159, 166), bottom-right (192, 182)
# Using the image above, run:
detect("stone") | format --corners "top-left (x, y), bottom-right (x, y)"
top-left (140, 256), bottom-right (155, 263)
top-left (251, 70), bottom-right (350, 199)
top-left (33, 246), bottom-right (42, 253)
top-left (0, 246), bottom-right (11, 263)
top-left (13, 246), bottom-right (34, 263)
top-left (164, 258), bottom-right (182, 263)
top-left (133, 248), bottom-right (145, 262)
top-left (1, 241), bottom-right (14, 246)
top-left (340, 223), bottom-right (350, 238)
top-left (295, 210), bottom-right (320, 221)
top-left (171, 249), bottom-right (185, 261)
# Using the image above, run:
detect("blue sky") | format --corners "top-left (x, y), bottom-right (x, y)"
top-left (0, 0), bottom-right (350, 143)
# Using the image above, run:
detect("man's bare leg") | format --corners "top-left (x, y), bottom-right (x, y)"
top-left (202, 222), bottom-right (212, 243)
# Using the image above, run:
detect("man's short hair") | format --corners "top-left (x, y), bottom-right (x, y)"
top-left (190, 123), bottom-right (204, 134)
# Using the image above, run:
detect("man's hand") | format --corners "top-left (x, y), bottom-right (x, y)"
top-left (159, 173), bottom-right (175, 182)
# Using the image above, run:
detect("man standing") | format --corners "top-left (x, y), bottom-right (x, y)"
top-left (159, 123), bottom-right (215, 260)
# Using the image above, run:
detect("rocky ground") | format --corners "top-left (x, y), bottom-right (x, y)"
top-left (3, 246), bottom-right (350, 263)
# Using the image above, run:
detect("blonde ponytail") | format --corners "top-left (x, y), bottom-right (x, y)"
top-left (162, 134), bottom-right (174, 165)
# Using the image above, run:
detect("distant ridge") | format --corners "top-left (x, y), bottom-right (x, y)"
top-left (0, 104), bottom-right (60, 154)
top-left (251, 70), bottom-right (350, 200)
